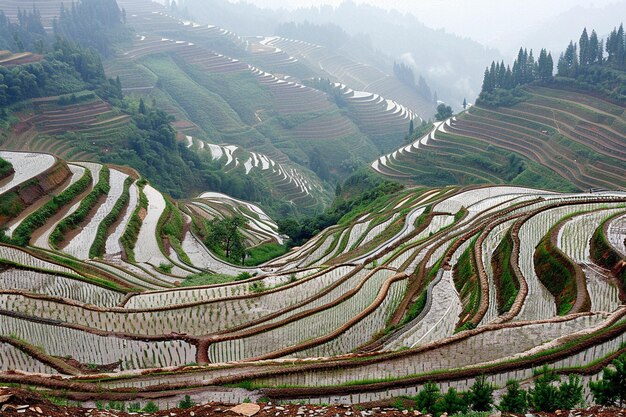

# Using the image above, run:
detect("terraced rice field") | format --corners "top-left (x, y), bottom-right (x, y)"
top-left (196, 138), bottom-right (328, 210)
top-left (2, 149), bottom-right (625, 406)
top-left (189, 191), bottom-right (283, 247)
top-left (373, 88), bottom-right (626, 192)
top-left (266, 37), bottom-right (435, 119)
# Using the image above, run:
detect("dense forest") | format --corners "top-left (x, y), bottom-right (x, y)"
top-left (0, 39), bottom-right (121, 107)
top-left (479, 24), bottom-right (626, 106)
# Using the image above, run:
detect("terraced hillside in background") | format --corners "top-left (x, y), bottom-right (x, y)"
top-left (2, 94), bottom-right (133, 162)
top-left (0, 0), bottom-right (434, 217)
top-left (373, 86), bottom-right (626, 192)
top-left (1, 149), bottom-right (625, 408)
top-left (107, 0), bottom-right (431, 166)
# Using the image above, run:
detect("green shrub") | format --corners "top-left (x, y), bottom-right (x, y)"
top-left (127, 403), bottom-right (142, 413)
top-left (499, 380), bottom-right (528, 413)
top-left (178, 395), bottom-right (195, 409)
top-left (250, 281), bottom-right (266, 293)
top-left (467, 376), bottom-right (494, 412)
top-left (590, 352), bottom-right (626, 407)
top-left (414, 382), bottom-right (441, 415)
top-left (439, 387), bottom-right (469, 415)
top-left (143, 402), bottom-right (159, 413)
top-left (106, 401), bottom-right (125, 411)
top-left (236, 272), bottom-right (252, 281)
top-left (0, 191), bottom-right (25, 218)
top-left (0, 157), bottom-right (13, 179)
top-left (530, 367), bottom-right (584, 412)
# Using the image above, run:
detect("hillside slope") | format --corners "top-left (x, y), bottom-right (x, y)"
top-left (1, 151), bottom-right (626, 409)
top-left (373, 85), bottom-right (626, 192)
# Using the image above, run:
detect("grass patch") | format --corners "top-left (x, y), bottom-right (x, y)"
top-left (182, 272), bottom-right (244, 287)
top-left (492, 230), bottom-right (519, 314)
top-left (453, 237), bottom-right (481, 324)
top-left (0, 156), bottom-right (13, 179)
top-left (534, 234), bottom-right (576, 315)
top-left (245, 243), bottom-right (288, 266)
top-left (0, 191), bottom-right (25, 218)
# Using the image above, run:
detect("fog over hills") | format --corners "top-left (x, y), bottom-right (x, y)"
top-left (232, 0), bottom-right (624, 56)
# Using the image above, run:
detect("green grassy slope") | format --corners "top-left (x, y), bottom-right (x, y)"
top-left (374, 85), bottom-right (626, 192)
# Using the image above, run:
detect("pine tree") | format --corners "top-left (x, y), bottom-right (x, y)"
top-left (589, 30), bottom-right (599, 64)
top-left (415, 383), bottom-right (441, 415)
top-left (590, 353), bottom-right (626, 407)
top-left (440, 388), bottom-right (468, 415)
top-left (462, 98), bottom-right (467, 109)
top-left (408, 119), bottom-right (414, 136)
top-left (526, 49), bottom-right (535, 83)
top-left (468, 376), bottom-right (494, 412)
top-left (579, 27), bottom-right (590, 65)
top-left (556, 375), bottom-right (584, 410)
top-left (481, 67), bottom-right (492, 93)
top-left (499, 380), bottom-right (528, 413)
top-left (139, 98), bottom-right (146, 114)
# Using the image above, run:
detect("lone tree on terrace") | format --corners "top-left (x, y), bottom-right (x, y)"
top-left (206, 215), bottom-right (248, 264)
top-left (435, 103), bottom-right (453, 121)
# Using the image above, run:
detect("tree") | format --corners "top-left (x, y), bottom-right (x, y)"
top-left (557, 375), bottom-right (584, 410)
top-left (529, 367), bottom-right (583, 412)
top-left (440, 388), bottom-right (468, 415)
top-left (414, 382), bottom-right (441, 415)
top-left (139, 98), bottom-right (146, 114)
top-left (408, 119), bottom-right (414, 136)
top-left (462, 98), bottom-right (467, 109)
top-left (579, 27), bottom-right (590, 66)
top-left (530, 368), bottom-right (560, 412)
top-left (589, 30), bottom-right (600, 64)
top-left (206, 216), bottom-right (248, 263)
top-left (335, 182), bottom-right (342, 197)
top-left (537, 49), bottom-right (553, 80)
top-left (178, 395), bottom-right (195, 409)
top-left (435, 103), bottom-right (453, 121)
top-left (590, 353), bottom-right (626, 407)
top-left (468, 376), bottom-right (494, 411)
top-left (499, 380), bottom-right (528, 413)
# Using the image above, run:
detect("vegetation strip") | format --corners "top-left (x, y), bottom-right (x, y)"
top-left (11, 168), bottom-right (93, 247)
top-left (120, 179), bottom-right (148, 263)
top-left (50, 166), bottom-right (111, 248)
top-left (89, 177), bottom-right (134, 259)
